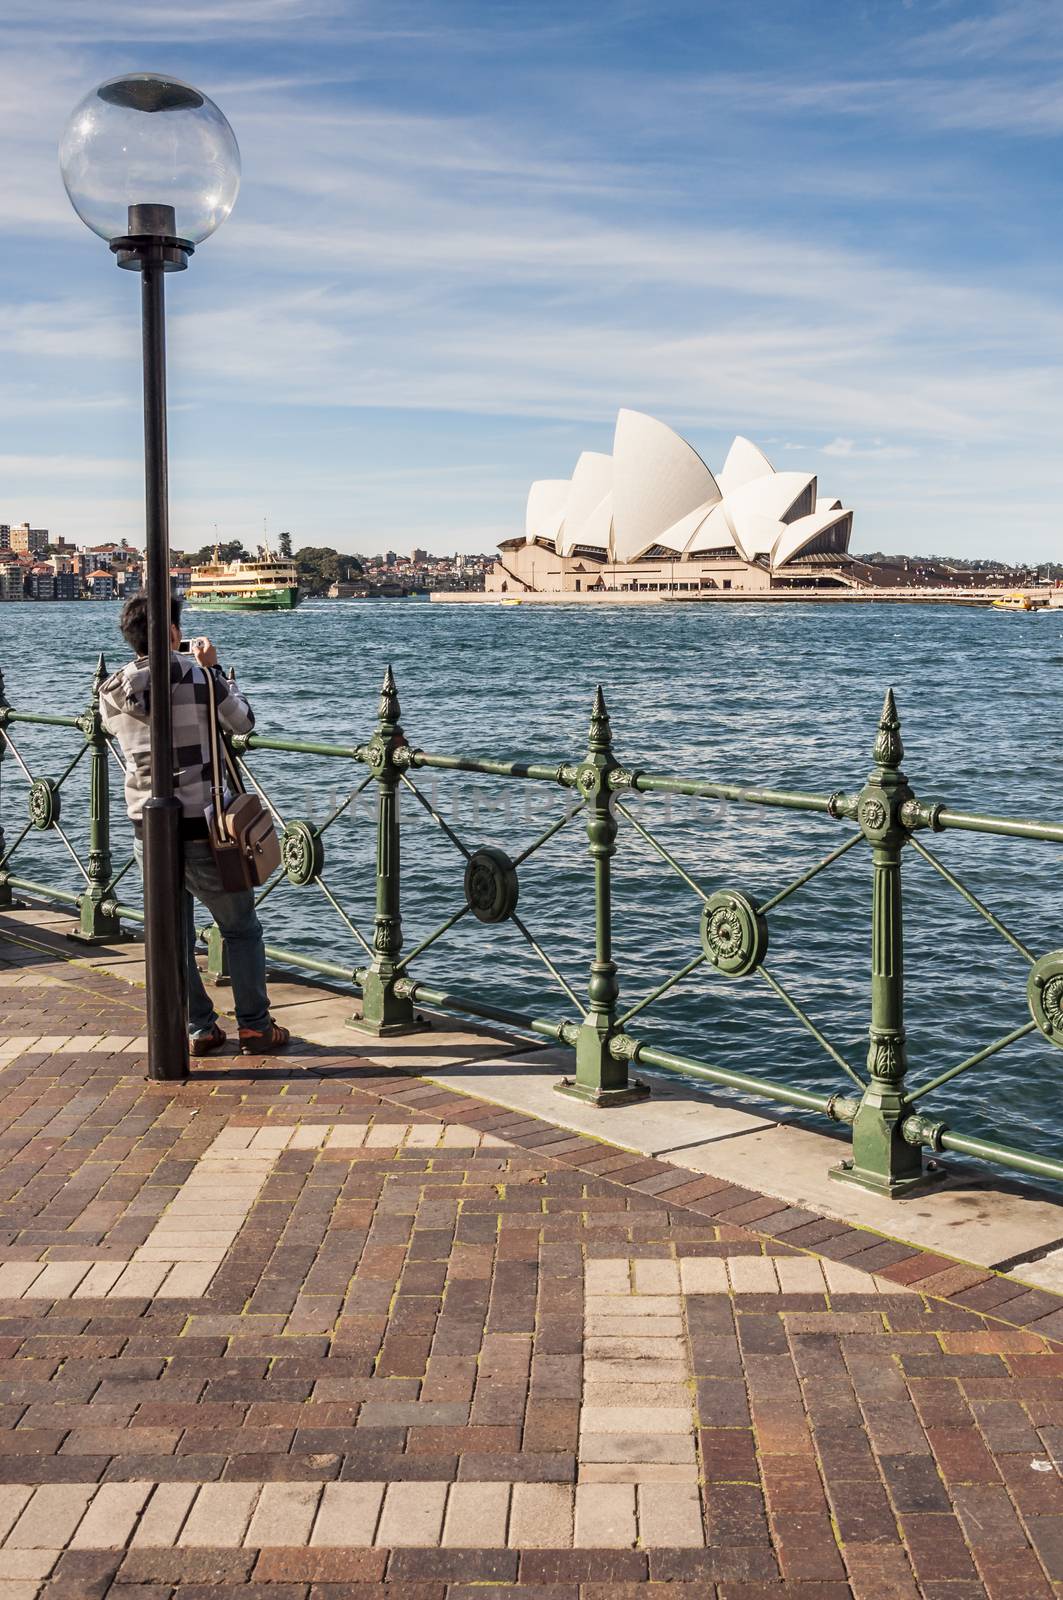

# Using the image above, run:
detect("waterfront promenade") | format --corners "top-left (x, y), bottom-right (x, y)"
top-left (2, 909), bottom-right (1063, 1596)
top-left (431, 586), bottom-right (1057, 606)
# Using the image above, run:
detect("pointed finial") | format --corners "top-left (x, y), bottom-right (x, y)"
top-left (92, 652), bottom-right (107, 698)
top-left (0, 664), bottom-right (7, 711)
top-left (379, 664), bottom-right (400, 727)
top-left (873, 687), bottom-right (904, 769)
top-left (588, 684), bottom-right (612, 753)
top-left (227, 665), bottom-right (236, 684)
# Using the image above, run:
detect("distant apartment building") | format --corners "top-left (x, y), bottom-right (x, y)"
top-left (27, 570), bottom-right (55, 601)
top-left (8, 524), bottom-right (49, 556)
top-left (411, 548), bottom-right (428, 564)
top-left (86, 569), bottom-right (115, 600)
top-left (0, 527), bottom-right (8, 550)
top-left (0, 565), bottom-right (25, 601)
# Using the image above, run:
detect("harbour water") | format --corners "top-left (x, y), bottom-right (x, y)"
top-left (3, 596), bottom-right (1062, 1175)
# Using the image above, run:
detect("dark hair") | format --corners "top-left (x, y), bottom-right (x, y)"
top-left (119, 594), bottom-right (182, 658)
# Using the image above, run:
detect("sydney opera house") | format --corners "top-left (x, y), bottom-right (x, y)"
top-left (487, 409), bottom-right (855, 595)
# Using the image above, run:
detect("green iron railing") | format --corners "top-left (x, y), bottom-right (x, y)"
top-left (3, 656), bottom-right (1063, 1195)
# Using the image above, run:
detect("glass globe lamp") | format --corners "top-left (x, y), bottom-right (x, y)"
top-left (59, 72), bottom-right (240, 249)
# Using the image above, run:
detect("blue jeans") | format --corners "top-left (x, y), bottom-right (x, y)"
top-left (134, 838), bottom-right (272, 1037)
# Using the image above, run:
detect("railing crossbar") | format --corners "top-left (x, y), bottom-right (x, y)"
top-left (400, 772), bottom-right (471, 861)
top-left (906, 1019), bottom-right (1038, 1104)
top-left (105, 855), bottom-right (135, 895)
top-left (626, 771), bottom-right (836, 814)
top-left (51, 823), bottom-right (90, 885)
top-left (759, 831), bottom-right (862, 915)
top-left (1, 734), bottom-right (34, 786)
top-left (252, 869), bottom-right (287, 912)
top-left (615, 951), bottom-right (706, 1028)
top-left (509, 910), bottom-right (587, 1016)
top-left (312, 874), bottom-right (373, 957)
top-left (106, 737), bottom-right (127, 775)
top-left (758, 964), bottom-right (864, 1088)
top-left (394, 904), bottom-right (472, 975)
top-left (937, 808), bottom-right (1063, 846)
top-left (244, 733), bottom-right (362, 760)
top-left (52, 741), bottom-right (89, 793)
top-left (0, 821), bottom-right (33, 872)
top-left (5, 712), bottom-right (80, 730)
top-left (512, 801), bottom-right (584, 867)
top-left (394, 974), bottom-right (570, 1043)
top-left (410, 750), bottom-right (567, 785)
top-left (908, 836), bottom-right (1036, 965)
top-left (619, 1032), bottom-right (837, 1115)
top-left (615, 799), bottom-right (708, 903)
top-left (317, 772), bottom-right (375, 837)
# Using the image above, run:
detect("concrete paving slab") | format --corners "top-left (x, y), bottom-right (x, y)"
top-left (415, 1046), bottom-right (775, 1153)
top-left (0, 908), bottom-right (77, 931)
top-left (270, 997), bottom-right (532, 1070)
top-left (1008, 1247), bottom-right (1063, 1293)
top-left (665, 1120), bottom-right (1063, 1268)
top-left (418, 1048), bottom-right (1063, 1272)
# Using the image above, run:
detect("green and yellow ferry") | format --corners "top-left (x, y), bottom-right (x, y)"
top-left (185, 549), bottom-right (302, 612)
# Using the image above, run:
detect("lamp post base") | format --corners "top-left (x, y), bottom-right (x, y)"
top-left (142, 798), bottom-right (188, 1082)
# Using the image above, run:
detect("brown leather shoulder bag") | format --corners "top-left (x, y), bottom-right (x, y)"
top-left (203, 669), bottom-right (282, 891)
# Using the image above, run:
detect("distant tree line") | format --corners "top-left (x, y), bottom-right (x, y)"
top-left (858, 551), bottom-right (1060, 577)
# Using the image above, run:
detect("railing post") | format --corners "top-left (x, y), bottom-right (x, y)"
top-left (0, 667), bottom-right (11, 910)
top-left (558, 687), bottom-right (648, 1106)
top-left (70, 654), bottom-right (123, 945)
top-left (351, 665), bottom-right (417, 1035)
top-left (832, 688), bottom-right (925, 1195)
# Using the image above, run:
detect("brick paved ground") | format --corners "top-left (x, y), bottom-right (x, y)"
top-left (3, 915), bottom-right (1063, 1598)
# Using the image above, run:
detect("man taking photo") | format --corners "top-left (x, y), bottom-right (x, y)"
top-left (101, 595), bottom-right (290, 1057)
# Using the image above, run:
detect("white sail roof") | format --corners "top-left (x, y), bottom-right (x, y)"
top-left (716, 435), bottom-right (775, 495)
top-left (525, 479), bottom-right (570, 544)
top-left (685, 501), bottom-right (743, 559)
top-left (657, 500), bottom-right (723, 555)
top-left (722, 471), bottom-right (817, 558)
top-left (557, 452), bottom-right (613, 556)
top-left (771, 506), bottom-right (852, 568)
top-left (611, 409), bottom-right (722, 563)
top-left (566, 492), bottom-right (613, 553)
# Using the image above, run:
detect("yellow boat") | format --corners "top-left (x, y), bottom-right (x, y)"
top-left (992, 591), bottom-right (1039, 612)
top-left (500, 597), bottom-right (523, 606)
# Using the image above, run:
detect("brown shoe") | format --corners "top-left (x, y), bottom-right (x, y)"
top-left (238, 1021), bottom-right (290, 1056)
top-left (190, 1023), bottom-right (227, 1057)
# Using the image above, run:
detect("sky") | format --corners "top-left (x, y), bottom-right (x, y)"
top-left (1, 0), bottom-right (1063, 560)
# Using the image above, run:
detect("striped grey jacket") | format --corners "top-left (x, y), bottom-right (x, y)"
top-left (100, 653), bottom-right (255, 829)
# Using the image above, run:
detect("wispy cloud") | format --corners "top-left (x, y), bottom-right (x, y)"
top-left (821, 438), bottom-right (915, 460)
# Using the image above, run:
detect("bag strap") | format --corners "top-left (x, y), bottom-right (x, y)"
top-left (201, 667), bottom-right (230, 844)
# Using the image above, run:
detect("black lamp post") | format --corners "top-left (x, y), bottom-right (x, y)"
top-left (60, 74), bottom-right (241, 1082)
